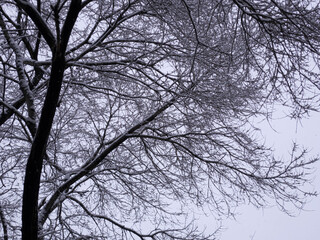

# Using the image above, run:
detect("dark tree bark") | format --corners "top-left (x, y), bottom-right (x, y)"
top-left (0, 206), bottom-right (8, 240)
top-left (21, 1), bottom-right (82, 239)
top-left (21, 50), bottom-right (65, 240)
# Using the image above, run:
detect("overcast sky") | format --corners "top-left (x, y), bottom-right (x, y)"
top-left (219, 110), bottom-right (320, 240)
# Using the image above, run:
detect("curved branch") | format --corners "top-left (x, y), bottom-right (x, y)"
top-left (60, 0), bottom-right (82, 53)
top-left (38, 93), bottom-right (180, 226)
top-left (67, 196), bottom-right (150, 239)
top-left (0, 10), bottom-right (37, 136)
top-left (14, 0), bottom-right (56, 50)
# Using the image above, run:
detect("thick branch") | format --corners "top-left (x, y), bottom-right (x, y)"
top-left (0, 10), bottom-right (37, 136)
top-left (60, 0), bottom-right (82, 53)
top-left (0, 69), bottom-right (45, 127)
top-left (0, 99), bottom-right (34, 128)
top-left (14, 0), bottom-right (56, 50)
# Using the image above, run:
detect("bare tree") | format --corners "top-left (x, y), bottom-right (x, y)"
top-left (0, 0), bottom-right (319, 239)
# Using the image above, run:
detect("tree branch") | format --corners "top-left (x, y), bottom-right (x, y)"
top-left (0, 9), bottom-right (37, 136)
top-left (0, 205), bottom-right (8, 240)
top-left (21, 1), bottom-right (82, 239)
top-left (14, 0), bottom-right (56, 50)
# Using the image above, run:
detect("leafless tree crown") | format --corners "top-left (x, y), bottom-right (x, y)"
top-left (0, 0), bottom-right (319, 239)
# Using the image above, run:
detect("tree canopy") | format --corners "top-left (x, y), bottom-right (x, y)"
top-left (0, 0), bottom-right (320, 239)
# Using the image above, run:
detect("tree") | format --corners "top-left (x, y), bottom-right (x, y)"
top-left (0, 0), bottom-right (319, 239)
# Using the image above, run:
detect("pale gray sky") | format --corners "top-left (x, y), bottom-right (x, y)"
top-left (220, 110), bottom-right (320, 240)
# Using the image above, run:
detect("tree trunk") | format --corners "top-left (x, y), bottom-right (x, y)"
top-left (21, 1), bottom-right (81, 238)
top-left (21, 50), bottom-right (65, 240)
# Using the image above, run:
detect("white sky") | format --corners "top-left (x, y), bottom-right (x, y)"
top-left (219, 110), bottom-right (320, 240)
